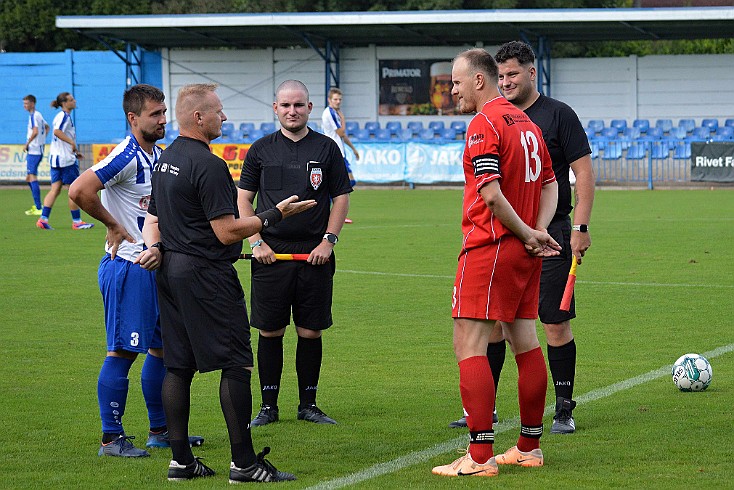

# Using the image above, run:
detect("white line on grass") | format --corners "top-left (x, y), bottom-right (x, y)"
top-left (305, 343), bottom-right (734, 490)
top-left (338, 269), bottom-right (734, 289)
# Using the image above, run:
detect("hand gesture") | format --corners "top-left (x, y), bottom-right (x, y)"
top-left (106, 222), bottom-right (135, 260)
top-left (524, 228), bottom-right (561, 257)
top-left (276, 195), bottom-right (316, 218)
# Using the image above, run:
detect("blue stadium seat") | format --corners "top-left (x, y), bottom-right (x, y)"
top-left (644, 127), bottom-right (664, 140)
top-left (711, 135), bottom-right (732, 142)
top-left (352, 128), bottom-right (371, 141)
top-left (602, 142), bottom-right (623, 159)
top-left (584, 128), bottom-right (595, 141)
top-left (725, 118), bottom-right (734, 128)
top-left (590, 141), bottom-right (600, 159)
top-left (450, 121), bottom-right (467, 134)
top-left (677, 119), bottom-right (695, 133)
top-left (374, 128), bottom-right (392, 141)
top-left (715, 126), bottom-right (734, 139)
top-left (668, 127), bottom-right (687, 139)
top-left (600, 127), bottom-right (618, 139)
top-left (673, 143), bottom-right (691, 159)
top-left (691, 127), bottom-right (710, 140)
top-left (260, 122), bottom-right (276, 134)
top-left (587, 119), bottom-right (604, 134)
top-left (623, 127), bottom-right (641, 139)
top-left (385, 121), bottom-right (402, 135)
top-left (626, 142), bottom-right (647, 159)
top-left (364, 121), bottom-right (380, 135)
top-left (701, 118), bottom-right (719, 132)
top-left (610, 119), bottom-right (627, 133)
top-left (428, 121), bottom-right (445, 133)
top-left (307, 122), bottom-right (322, 133)
top-left (244, 129), bottom-right (264, 142)
top-left (418, 128), bottom-right (436, 140)
top-left (407, 121), bottom-right (424, 134)
top-left (398, 128), bottom-right (414, 141)
top-left (345, 121), bottom-right (359, 136)
top-left (162, 127), bottom-right (178, 144)
top-left (651, 142), bottom-right (669, 159)
top-left (221, 122), bottom-right (235, 137)
top-left (655, 119), bottom-right (673, 133)
top-left (440, 128), bottom-right (457, 140)
top-left (239, 122), bottom-right (255, 136)
top-left (632, 119), bottom-right (650, 133)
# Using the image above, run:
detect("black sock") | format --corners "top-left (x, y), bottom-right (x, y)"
top-left (547, 339), bottom-right (576, 401)
top-left (102, 432), bottom-right (122, 444)
top-left (257, 335), bottom-right (283, 408)
top-left (296, 335), bottom-right (322, 409)
top-left (220, 367), bottom-right (257, 469)
top-left (486, 340), bottom-right (506, 393)
top-left (161, 368), bottom-right (195, 465)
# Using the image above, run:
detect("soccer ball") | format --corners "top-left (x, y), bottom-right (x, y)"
top-left (672, 353), bottom-right (712, 392)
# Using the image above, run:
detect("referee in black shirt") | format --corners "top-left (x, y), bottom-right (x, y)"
top-left (238, 80), bottom-right (352, 427)
top-left (140, 83), bottom-right (314, 482)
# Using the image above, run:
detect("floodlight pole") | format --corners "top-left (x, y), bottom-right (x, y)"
top-left (298, 32), bottom-right (340, 107)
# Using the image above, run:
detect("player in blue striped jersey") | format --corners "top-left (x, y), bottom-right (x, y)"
top-left (22, 95), bottom-right (50, 216)
top-left (70, 84), bottom-right (202, 457)
top-left (37, 92), bottom-right (94, 230)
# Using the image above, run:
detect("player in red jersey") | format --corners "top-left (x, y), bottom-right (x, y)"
top-left (433, 48), bottom-right (560, 478)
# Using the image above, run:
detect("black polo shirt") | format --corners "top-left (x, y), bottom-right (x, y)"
top-left (239, 129), bottom-right (353, 243)
top-left (149, 136), bottom-right (242, 261)
top-left (524, 94), bottom-right (591, 222)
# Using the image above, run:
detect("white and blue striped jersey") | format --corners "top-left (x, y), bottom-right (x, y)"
top-left (91, 135), bottom-right (161, 262)
top-left (26, 110), bottom-right (48, 156)
top-left (49, 111), bottom-right (77, 168)
top-left (322, 106), bottom-right (345, 157)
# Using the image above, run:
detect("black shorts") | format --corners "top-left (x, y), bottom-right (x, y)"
top-left (157, 252), bottom-right (253, 373)
top-left (538, 216), bottom-right (576, 324)
top-left (250, 252), bottom-right (335, 331)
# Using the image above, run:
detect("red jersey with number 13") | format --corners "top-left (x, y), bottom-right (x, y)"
top-left (461, 96), bottom-right (555, 251)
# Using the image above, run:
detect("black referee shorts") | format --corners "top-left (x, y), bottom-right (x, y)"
top-left (538, 216), bottom-right (576, 325)
top-left (156, 252), bottom-right (253, 373)
top-left (249, 253), bottom-right (335, 331)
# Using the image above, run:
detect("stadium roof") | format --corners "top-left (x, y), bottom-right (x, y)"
top-left (57, 8), bottom-right (734, 49)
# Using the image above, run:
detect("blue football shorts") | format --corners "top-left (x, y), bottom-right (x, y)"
top-left (98, 254), bottom-right (162, 353)
top-left (26, 154), bottom-right (43, 175)
top-left (50, 162), bottom-right (79, 185)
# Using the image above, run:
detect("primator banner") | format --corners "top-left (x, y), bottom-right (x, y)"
top-left (691, 142), bottom-right (734, 183)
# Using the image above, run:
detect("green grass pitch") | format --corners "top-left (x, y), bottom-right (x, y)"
top-left (1, 187), bottom-right (733, 489)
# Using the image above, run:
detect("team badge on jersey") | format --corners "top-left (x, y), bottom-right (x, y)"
top-left (310, 166), bottom-right (323, 190)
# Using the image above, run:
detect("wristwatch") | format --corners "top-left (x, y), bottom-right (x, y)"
top-left (250, 239), bottom-right (263, 249)
top-left (150, 242), bottom-right (163, 251)
top-left (572, 224), bottom-right (588, 233)
top-left (323, 232), bottom-right (338, 245)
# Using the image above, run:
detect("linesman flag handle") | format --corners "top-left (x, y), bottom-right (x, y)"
top-left (559, 255), bottom-right (578, 312)
top-left (239, 253), bottom-right (311, 261)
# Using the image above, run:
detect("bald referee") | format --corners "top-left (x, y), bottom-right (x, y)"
top-left (140, 83), bottom-right (313, 482)
top-left (239, 80), bottom-right (352, 427)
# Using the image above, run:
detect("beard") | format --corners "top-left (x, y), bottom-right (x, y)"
top-left (140, 127), bottom-right (164, 144)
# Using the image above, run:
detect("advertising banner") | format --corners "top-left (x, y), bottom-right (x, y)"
top-left (691, 142), bottom-right (734, 182)
top-left (349, 143), bottom-right (406, 183)
top-left (405, 141), bottom-right (464, 184)
top-left (378, 59), bottom-right (457, 116)
top-left (0, 144), bottom-right (51, 183)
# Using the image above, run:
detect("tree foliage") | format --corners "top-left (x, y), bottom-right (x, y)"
top-left (1, 0), bottom-right (731, 55)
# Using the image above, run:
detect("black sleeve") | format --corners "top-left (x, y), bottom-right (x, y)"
top-left (193, 155), bottom-right (236, 221)
top-left (239, 142), bottom-right (262, 192)
top-left (558, 104), bottom-right (591, 163)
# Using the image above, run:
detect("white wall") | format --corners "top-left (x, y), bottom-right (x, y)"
top-left (161, 47), bottom-right (734, 129)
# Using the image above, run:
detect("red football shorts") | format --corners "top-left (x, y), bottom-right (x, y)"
top-left (452, 236), bottom-right (542, 323)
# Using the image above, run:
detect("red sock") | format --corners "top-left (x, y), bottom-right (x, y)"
top-left (515, 347), bottom-right (547, 452)
top-left (458, 356), bottom-right (494, 463)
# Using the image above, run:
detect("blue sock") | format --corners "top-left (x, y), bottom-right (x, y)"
top-left (97, 356), bottom-right (134, 434)
top-left (41, 206), bottom-right (52, 220)
top-left (141, 354), bottom-right (167, 430)
top-left (29, 181), bottom-right (41, 209)
top-left (71, 209), bottom-right (81, 222)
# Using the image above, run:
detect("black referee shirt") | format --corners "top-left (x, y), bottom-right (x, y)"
top-left (149, 136), bottom-right (243, 261)
top-left (239, 129), bottom-right (353, 243)
top-left (524, 94), bottom-right (591, 221)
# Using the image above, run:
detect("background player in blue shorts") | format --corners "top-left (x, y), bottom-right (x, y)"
top-left (69, 84), bottom-right (203, 457)
top-left (37, 91), bottom-right (94, 230)
top-left (22, 94), bottom-right (49, 216)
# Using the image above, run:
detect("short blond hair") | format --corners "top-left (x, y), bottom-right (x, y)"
top-left (176, 83), bottom-right (219, 126)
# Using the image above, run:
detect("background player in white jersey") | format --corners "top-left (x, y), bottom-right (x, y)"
top-left (322, 87), bottom-right (359, 223)
top-left (37, 91), bottom-right (94, 230)
top-left (69, 84), bottom-right (203, 457)
top-left (22, 94), bottom-right (49, 216)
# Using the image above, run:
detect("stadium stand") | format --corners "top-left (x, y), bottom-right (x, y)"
top-left (610, 119), bottom-right (627, 133)
top-left (587, 119), bottom-right (604, 134)
top-left (726, 119), bottom-right (734, 128)
top-left (345, 121), bottom-right (359, 137)
top-left (385, 121), bottom-right (402, 136)
top-left (626, 142), bottom-right (647, 159)
top-left (450, 121), bottom-right (467, 137)
top-left (677, 119), bottom-right (695, 133)
top-left (655, 119), bottom-right (673, 133)
top-left (364, 121), bottom-right (380, 135)
top-left (428, 121), bottom-right (445, 135)
top-left (701, 118), bottom-right (719, 132)
top-left (260, 122), bottom-right (276, 134)
top-left (632, 119), bottom-right (650, 133)
top-left (407, 121), bottom-right (424, 135)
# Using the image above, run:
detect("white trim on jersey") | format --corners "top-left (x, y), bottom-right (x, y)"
top-left (26, 111), bottom-right (48, 156)
top-left (91, 135), bottom-right (161, 262)
top-left (49, 111), bottom-right (76, 168)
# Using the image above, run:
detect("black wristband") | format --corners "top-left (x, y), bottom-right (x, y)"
top-left (255, 208), bottom-right (283, 229)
